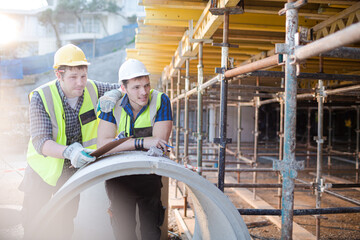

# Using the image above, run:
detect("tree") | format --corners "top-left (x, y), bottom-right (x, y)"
top-left (56, 0), bottom-right (124, 36)
top-left (37, 0), bottom-right (126, 46)
top-left (85, 0), bottom-right (124, 36)
top-left (56, 0), bottom-right (87, 32)
top-left (37, 9), bottom-right (62, 49)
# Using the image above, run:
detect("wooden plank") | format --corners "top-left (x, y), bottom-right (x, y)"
top-left (312, 2), bottom-right (360, 32)
top-left (226, 176), bottom-right (316, 240)
top-left (174, 209), bottom-right (192, 240)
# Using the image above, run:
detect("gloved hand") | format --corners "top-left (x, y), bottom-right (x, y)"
top-left (98, 89), bottom-right (122, 113)
top-left (63, 142), bottom-right (96, 168)
top-left (146, 146), bottom-right (164, 157)
top-left (114, 131), bottom-right (127, 141)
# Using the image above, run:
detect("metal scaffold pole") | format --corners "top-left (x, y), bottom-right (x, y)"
top-left (356, 106), bottom-right (360, 183)
top-left (253, 77), bottom-right (260, 199)
top-left (184, 59), bottom-right (190, 216)
top-left (237, 79), bottom-right (242, 183)
top-left (217, 11), bottom-right (230, 192)
top-left (175, 69), bottom-right (181, 199)
top-left (175, 69), bottom-right (181, 165)
top-left (278, 73), bottom-right (285, 209)
top-left (306, 108), bottom-right (311, 168)
top-left (274, 1), bottom-right (306, 239)
top-left (327, 107), bottom-right (332, 175)
top-left (315, 62), bottom-right (325, 239)
top-left (169, 77), bottom-right (174, 149)
top-left (197, 42), bottom-right (204, 176)
top-left (184, 59), bottom-right (190, 162)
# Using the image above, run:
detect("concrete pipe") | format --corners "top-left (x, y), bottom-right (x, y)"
top-left (30, 151), bottom-right (251, 240)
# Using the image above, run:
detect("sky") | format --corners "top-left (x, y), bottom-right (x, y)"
top-left (0, 0), bottom-right (48, 10)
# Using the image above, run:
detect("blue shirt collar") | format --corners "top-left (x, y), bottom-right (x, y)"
top-left (120, 94), bottom-right (150, 121)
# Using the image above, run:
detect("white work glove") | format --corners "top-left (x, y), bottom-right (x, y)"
top-left (98, 89), bottom-right (122, 113)
top-left (147, 146), bottom-right (165, 157)
top-left (63, 142), bottom-right (96, 168)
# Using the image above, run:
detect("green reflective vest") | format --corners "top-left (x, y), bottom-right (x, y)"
top-left (113, 89), bottom-right (162, 137)
top-left (27, 79), bottom-right (99, 186)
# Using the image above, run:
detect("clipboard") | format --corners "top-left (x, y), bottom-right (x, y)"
top-left (90, 137), bottom-right (132, 158)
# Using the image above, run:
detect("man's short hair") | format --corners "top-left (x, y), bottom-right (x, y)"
top-left (57, 65), bottom-right (88, 78)
top-left (121, 75), bottom-right (149, 88)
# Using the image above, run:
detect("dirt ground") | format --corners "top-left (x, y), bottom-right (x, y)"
top-left (177, 151), bottom-right (360, 240)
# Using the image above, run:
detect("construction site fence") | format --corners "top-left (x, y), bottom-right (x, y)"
top-left (0, 23), bottom-right (137, 80)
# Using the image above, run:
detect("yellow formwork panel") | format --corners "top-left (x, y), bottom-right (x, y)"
top-left (136, 34), bottom-right (182, 45)
top-left (135, 0), bottom-right (360, 81)
top-left (145, 7), bottom-right (203, 21)
top-left (141, 0), bottom-right (206, 10)
top-left (144, 19), bottom-right (197, 28)
top-left (135, 43), bottom-right (178, 51)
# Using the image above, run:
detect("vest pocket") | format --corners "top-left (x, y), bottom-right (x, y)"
top-left (134, 127), bottom-right (152, 138)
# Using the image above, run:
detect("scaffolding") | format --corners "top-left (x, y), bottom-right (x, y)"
top-left (130, 0), bottom-right (360, 239)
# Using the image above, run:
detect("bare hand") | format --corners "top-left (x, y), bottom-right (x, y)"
top-left (143, 137), bottom-right (167, 151)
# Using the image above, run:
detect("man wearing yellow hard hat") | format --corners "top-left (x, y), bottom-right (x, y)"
top-left (19, 44), bottom-right (121, 239)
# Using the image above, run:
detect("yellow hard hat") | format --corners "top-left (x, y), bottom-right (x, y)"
top-left (53, 44), bottom-right (90, 69)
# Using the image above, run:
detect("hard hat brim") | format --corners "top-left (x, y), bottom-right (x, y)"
top-left (119, 72), bottom-right (150, 82)
top-left (53, 61), bottom-right (90, 69)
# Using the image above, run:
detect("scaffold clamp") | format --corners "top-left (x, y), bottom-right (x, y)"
top-left (278, 0), bottom-right (307, 16)
top-left (273, 159), bottom-right (304, 179)
top-left (214, 138), bottom-right (232, 145)
top-left (215, 67), bottom-right (226, 74)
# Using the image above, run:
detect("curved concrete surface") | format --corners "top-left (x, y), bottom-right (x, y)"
top-left (31, 151), bottom-right (250, 240)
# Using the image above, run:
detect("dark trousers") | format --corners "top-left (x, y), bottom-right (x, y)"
top-left (105, 174), bottom-right (164, 240)
top-left (20, 164), bottom-right (79, 240)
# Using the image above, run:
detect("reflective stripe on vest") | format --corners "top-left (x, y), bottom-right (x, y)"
top-left (113, 89), bottom-right (162, 136)
top-left (27, 79), bottom-right (98, 186)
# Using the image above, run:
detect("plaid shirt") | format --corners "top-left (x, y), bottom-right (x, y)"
top-left (29, 80), bottom-right (119, 155)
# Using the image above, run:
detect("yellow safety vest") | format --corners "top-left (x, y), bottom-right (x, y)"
top-left (27, 79), bottom-right (99, 186)
top-left (113, 89), bottom-right (162, 137)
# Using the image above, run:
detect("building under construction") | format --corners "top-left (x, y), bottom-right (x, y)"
top-left (1, 0), bottom-right (360, 239)
top-left (123, 0), bottom-right (360, 239)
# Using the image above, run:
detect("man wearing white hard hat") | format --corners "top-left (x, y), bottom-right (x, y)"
top-left (20, 44), bottom-right (121, 239)
top-left (97, 59), bottom-right (173, 239)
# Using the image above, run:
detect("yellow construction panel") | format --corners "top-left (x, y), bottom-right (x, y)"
top-left (231, 13), bottom-right (319, 29)
top-left (138, 29), bottom-right (185, 37)
top-left (141, 0), bottom-right (206, 10)
top-left (136, 34), bottom-right (181, 45)
top-left (135, 43), bottom-right (178, 51)
top-left (136, 33), bottom-right (182, 41)
top-left (244, 6), bottom-right (334, 20)
top-left (144, 19), bottom-right (196, 28)
top-left (227, 22), bottom-right (284, 32)
top-left (204, 47), bottom-right (262, 55)
top-left (226, 35), bottom-right (283, 43)
top-left (254, 0), bottom-right (356, 4)
top-left (136, 38), bottom-right (179, 46)
top-left (145, 7), bottom-right (203, 21)
top-left (169, 0), bottom-right (243, 77)
top-left (136, 50), bottom-right (177, 58)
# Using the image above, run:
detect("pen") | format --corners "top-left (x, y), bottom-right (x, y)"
top-left (164, 143), bottom-right (174, 148)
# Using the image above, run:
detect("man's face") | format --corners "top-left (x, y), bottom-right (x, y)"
top-left (122, 76), bottom-right (151, 109)
top-left (57, 67), bottom-right (87, 98)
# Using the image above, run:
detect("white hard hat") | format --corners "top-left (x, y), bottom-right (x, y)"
top-left (118, 59), bottom-right (150, 83)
